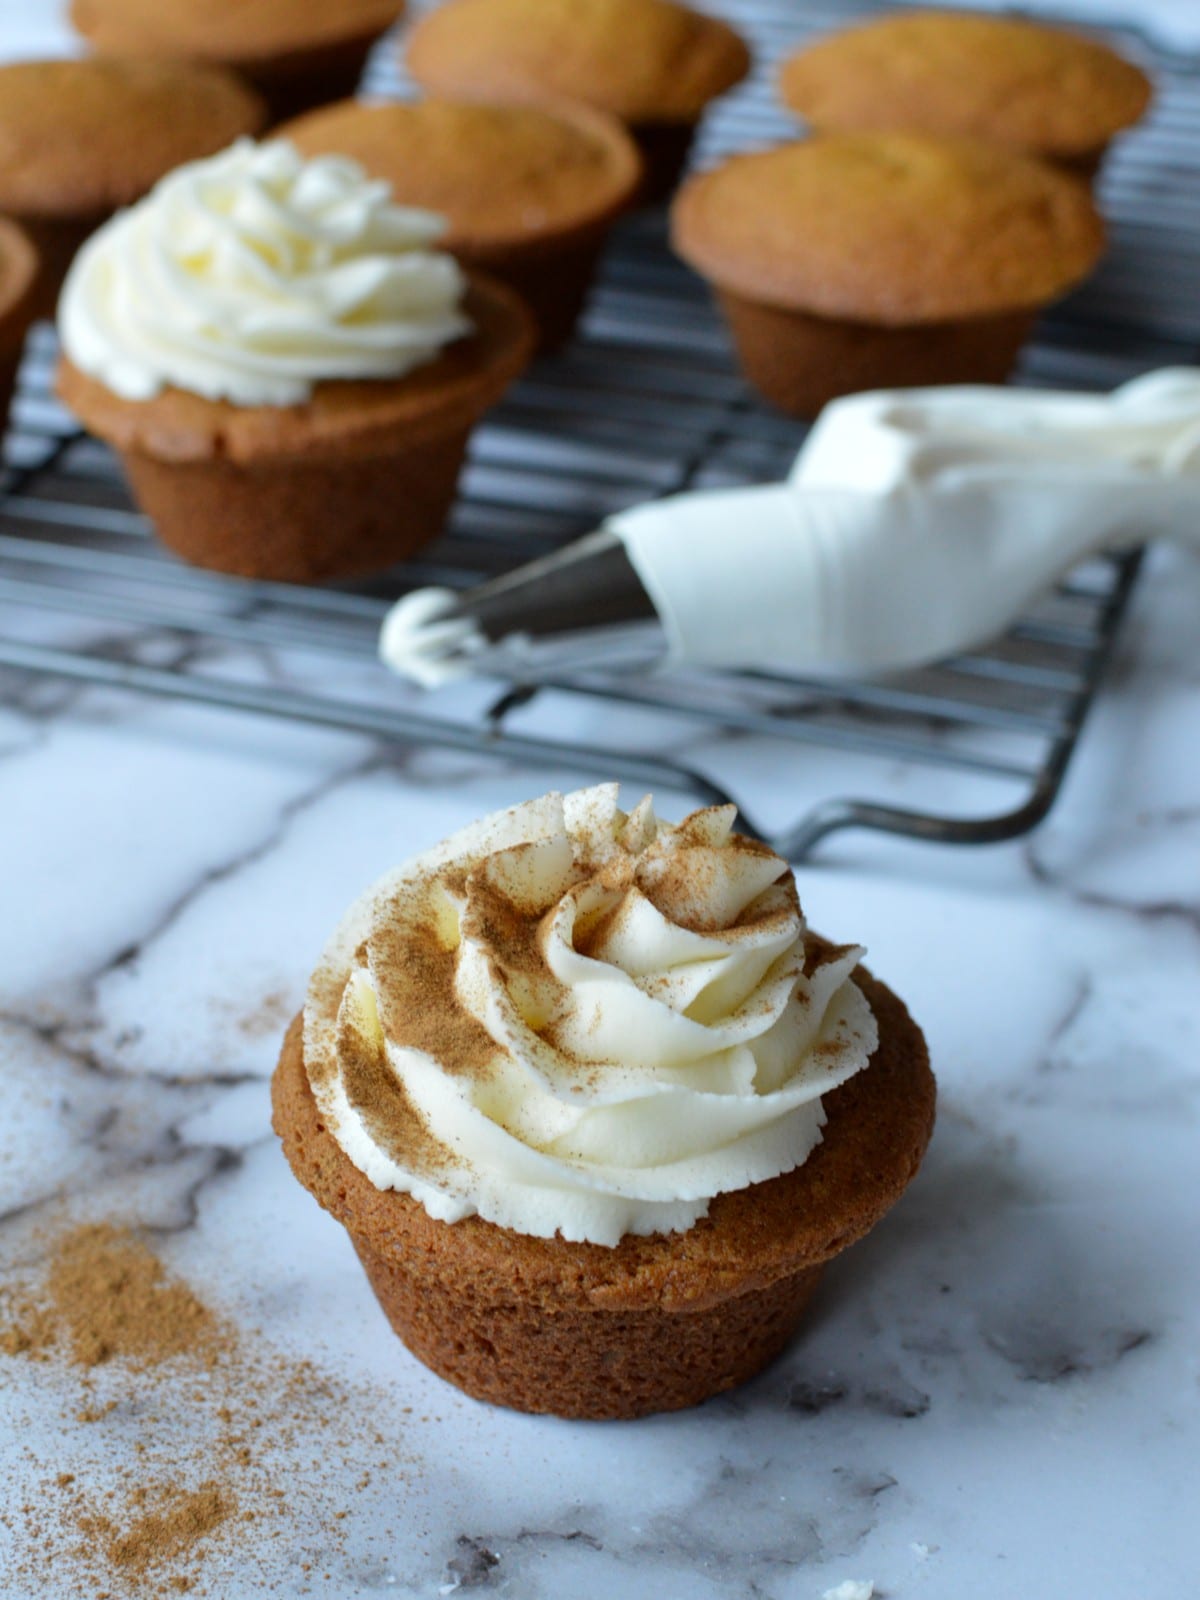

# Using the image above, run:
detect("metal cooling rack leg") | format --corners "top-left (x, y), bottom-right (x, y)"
top-left (775, 549), bottom-right (1146, 859)
top-left (779, 788), bottom-right (1063, 859)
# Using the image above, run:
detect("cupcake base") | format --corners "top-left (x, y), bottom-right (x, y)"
top-left (718, 290), bottom-right (1036, 419)
top-left (1059, 145), bottom-right (1107, 184)
top-left (0, 216), bottom-right (40, 436)
top-left (11, 214), bottom-right (97, 323)
top-left (272, 959), bottom-right (935, 1420)
top-left (354, 1234), bottom-right (824, 1419)
top-left (463, 229), bottom-right (612, 354)
top-left (246, 32), bottom-right (386, 125)
top-left (119, 422), bottom-right (473, 582)
top-left (0, 319), bottom-right (31, 434)
top-left (630, 120), bottom-right (698, 204)
top-left (0, 355), bottom-right (19, 437)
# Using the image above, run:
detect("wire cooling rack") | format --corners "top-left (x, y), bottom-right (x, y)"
top-left (0, 1), bottom-right (1192, 859)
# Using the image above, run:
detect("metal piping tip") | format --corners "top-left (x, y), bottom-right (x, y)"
top-left (379, 528), bottom-right (665, 688)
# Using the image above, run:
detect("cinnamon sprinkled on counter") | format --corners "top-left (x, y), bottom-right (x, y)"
top-left (0, 1220), bottom-right (419, 1595)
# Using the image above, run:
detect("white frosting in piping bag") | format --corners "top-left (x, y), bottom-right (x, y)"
top-left (304, 786), bottom-right (876, 1247)
top-left (612, 368), bottom-right (1200, 676)
top-left (59, 139), bottom-right (470, 407)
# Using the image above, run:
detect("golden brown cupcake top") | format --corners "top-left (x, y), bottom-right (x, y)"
top-left (778, 11), bottom-right (1152, 159)
top-left (283, 98), bottom-right (642, 250)
top-left (0, 59), bottom-right (265, 219)
top-left (70, 0), bottom-right (405, 61)
top-left (672, 134), bottom-right (1106, 324)
top-left (0, 216), bottom-right (39, 332)
top-left (406, 0), bottom-right (751, 124)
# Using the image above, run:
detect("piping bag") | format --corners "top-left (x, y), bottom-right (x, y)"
top-left (380, 369), bottom-right (1200, 688)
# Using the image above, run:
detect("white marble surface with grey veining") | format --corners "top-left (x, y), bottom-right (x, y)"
top-left (1, 532), bottom-right (1198, 1599)
top-left (1, 5), bottom-right (1198, 1597)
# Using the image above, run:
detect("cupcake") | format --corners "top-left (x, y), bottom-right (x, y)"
top-left (0, 58), bottom-right (265, 319)
top-left (671, 133), bottom-right (1106, 419)
top-left (0, 218), bottom-right (39, 436)
top-left (70, 0), bottom-right (406, 124)
top-left (283, 98), bottom-right (642, 351)
top-left (404, 0), bottom-right (751, 203)
top-left (57, 140), bottom-right (533, 583)
top-left (272, 786), bottom-right (935, 1419)
top-left (778, 10), bottom-right (1152, 180)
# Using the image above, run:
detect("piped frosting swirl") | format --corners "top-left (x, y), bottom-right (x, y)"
top-left (59, 138), bottom-right (470, 407)
top-left (304, 785), bottom-right (877, 1246)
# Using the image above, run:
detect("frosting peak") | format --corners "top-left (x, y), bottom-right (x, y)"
top-left (59, 138), bottom-right (471, 407)
top-left (305, 786), bottom-right (877, 1246)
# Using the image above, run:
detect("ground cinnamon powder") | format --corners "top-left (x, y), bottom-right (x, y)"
top-left (0, 1220), bottom-right (412, 1596)
top-left (79, 1481), bottom-right (235, 1580)
top-left (44, 1223), bottom-right (221, 1369)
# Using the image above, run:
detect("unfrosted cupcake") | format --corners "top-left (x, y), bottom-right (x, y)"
top-left (283, 98), bottom-right (642, 350)
top-left (404, 0), bottom-right (751, 202)
top-left (272, 785), bottom-right (935, 1419)
top-left (70, 0), bottom-right (406, 123)
top-left (778, 10), bottom-right (1152, 180)
top-left (57, 140), bottom-right (533, 582)
top-left (0, 58), bottom-right (264, 318)
top-left (672, 133), bottom-right (1105, 418)
top-left (0, 218), bottom-right (39, 435)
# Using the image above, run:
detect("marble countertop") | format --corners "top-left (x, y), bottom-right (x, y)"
top-left (2, 532), bottom-right (1197, 1599)
top-left (2, 5), bottom-right (1198, 1598)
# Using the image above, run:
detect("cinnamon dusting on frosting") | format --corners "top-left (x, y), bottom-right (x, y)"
top-left (336, 965), bottom-right (459, 1179)
top-left (640, 822), bottom-right (785, 935)
top-left (465, 878), bottom-right (548, 985)
top-left (807, 940), bottom-right (860, 973)
top-left (369, 890), bottom-right (497, 1081)
top-left (302, 787), bottom-right (878, 1245)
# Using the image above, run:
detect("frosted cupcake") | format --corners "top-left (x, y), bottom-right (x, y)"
top-left (57, 140), bottom-right (533, 582)
top-left (272, 786), bottom-right (935, 1418)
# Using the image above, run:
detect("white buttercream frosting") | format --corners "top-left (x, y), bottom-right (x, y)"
top-left (304, 785), bottom-right (877, 1247)
top-left (59, 138), bottom-right (471, 407)
top-left (378, 587), bottom-right (481, 688)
